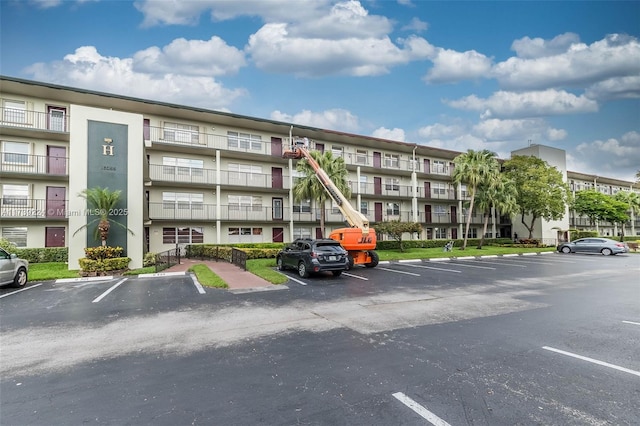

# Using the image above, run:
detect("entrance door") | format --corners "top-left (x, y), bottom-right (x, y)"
top-left (47, 106), bottom-right (66, 131)
top-left (450, 206), bottom-right (457, 223)
top-left (451, 227), bottom-right (458, 240)
top-left (373, 152), bottom-right (381, 168)
top-left (271, 137), bottom-right (282, 157)
top-left (374, 177), bottom-right (382, 195)
top-left (374, 202), bottom-right (383, 222)
top-left (272, 197), bottom-right (283, 220)
top-left (45, 227), bottom-right (65, 247)
top-left (425, 205), bottom-right (432, 223)
top-left (46, 187), bottom-right (66, 218)
top-left (424, 182), bottom-right (431, 198)
top-left (272, 227), bottom-right (284, 243)
top-left (47, 146), bottom-right (67, 175)
top-left (272, 167), bottom-right (283, 189)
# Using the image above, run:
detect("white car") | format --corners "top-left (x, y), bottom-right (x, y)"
top-left (0, 248), bottom-right (28, 287)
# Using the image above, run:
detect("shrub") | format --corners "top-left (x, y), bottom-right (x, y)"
top-left (143, 252), bottom-right (156, 267)
top-left (78, 257), bottom-right (131, 274)
top-left (0, 238), bottom-right (17, 253)
top-left (16, 247), bottom-right (68, 263)
top-left (84, 246), bottom-right (124, 260)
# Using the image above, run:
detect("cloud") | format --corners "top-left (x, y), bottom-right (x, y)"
top-left (493, 34), bottom-right (640, 91)
top-left (424, 48), bottom-right (492, 83)
top-left (573, 131), bottom-right (640, 180)
top-left (472, 118), bottom-right (566, 142)
top-left (132, 36), bottom-right (246, 77)
top-left (584, 76), bottom-right (640, 100)
top-left (446, 89), bottom-right (598, 119)
top-left (24, 46), bottom-right (246, 110)
top-left (417, 123), bottom-right (465, 139)
top-left (511, 32), bottom-right (581, 59)
top-left (401, 17), bottom-right (428, 32)
top-left (371, 127), bottom-right (406, 141)
top-left (270, 108), bottom-right (360, 132)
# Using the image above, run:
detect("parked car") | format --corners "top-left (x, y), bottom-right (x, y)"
top-left (277, 238), bottom-right (349, 278)
top-left (557, 238), bottom-right (629, 256)
top-left (0, 248), bottom-right (29, 287)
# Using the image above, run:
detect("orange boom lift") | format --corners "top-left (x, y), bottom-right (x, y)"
top-left (283, 141), bottom-right (379, 269)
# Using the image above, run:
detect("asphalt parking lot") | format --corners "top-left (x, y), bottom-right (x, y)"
top-left (1, 252), bottom-right (639, 425)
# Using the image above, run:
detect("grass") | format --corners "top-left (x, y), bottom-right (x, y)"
top-left (247, 258), bottom-right (288, 285)
top-left (377, 245), bottom-right (556, 261)
top-left (28, 263), bottom-right (80, 281)
top-left (188, 264), bottom-right (228, 288)
top-left (123, 266), bottom-right (155, 275)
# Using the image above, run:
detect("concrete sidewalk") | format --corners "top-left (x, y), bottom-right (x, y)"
top-left (164, 258), bottom-right (276, 291)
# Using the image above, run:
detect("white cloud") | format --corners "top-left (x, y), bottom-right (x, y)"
top-left (511, 32), bottom-right (581, 59)
top-left (472, 118), bottom-right (566, 142)
top-left (132, 36), bottom-right (246, 76)
top-left (493, 34), bottom-right (640, 91)
top-left (270, 109), bottom-right (360, 132)
top-left (371, 127), bottom-right (406, 141)
top-left (446, 89), bottom-right (598, 118)
top-left (24, 46), bottom-right (246, 110)
top-left (584, 76), bottom-right (640, 100)
top-left (573, 131), bottom-right (640, 180)
top-left (424, 48), bottom-right (492, 83)
top-left (417, 123), bottom-right (465, 139)
top-left (247, 24), bottom-right (433, 77)
top-left (402, 17), bottom-right (428, 32)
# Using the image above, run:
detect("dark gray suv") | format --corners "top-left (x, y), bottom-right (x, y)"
top-left (277, 238), bottom-right (349, 278)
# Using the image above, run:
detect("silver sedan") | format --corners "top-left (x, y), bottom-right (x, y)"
top-left (557, 238), bottom-right (629, 256)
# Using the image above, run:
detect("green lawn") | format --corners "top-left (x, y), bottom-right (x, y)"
top-left (188, 264), bottom-right (228, 288)
top-left (377, 245), bottom-right (556, 261)
top-left (28, 263), bottom-right (80, 281)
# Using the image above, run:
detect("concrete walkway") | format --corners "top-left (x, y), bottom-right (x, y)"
top-left (164, 258), bottom-right (275, 291)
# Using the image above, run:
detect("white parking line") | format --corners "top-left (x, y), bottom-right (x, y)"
top-left (392, 392), bottom-right (451, 426)
top-left (445, 261), bottom-right (496, 270)
top-left (622, 320), bottom-right (640, 326)
top-left (403, 263), bottom-right (461, 273)
top-left (287, 276), bottom-right (308, 286)
top-left (457, 259), bottom-right (523, 268)
top-left (56, 276), bottom-right (114, 284)
top-left (92, 278), bottom-right (127, 303)
top-left (378, 267), bottom-right (420, 276)
top-left (542, 346), bottom-right (640, 377)
top-left (138, 271), bottom-right (186, 278)
top-left (189, 273), bottom-right (206, 294)
top-left (500, 258), bottom-right (556, 265)
top-left (342, 272), bottom-right (369, 280)
top-left (0, 283), bottom-right (43, 299)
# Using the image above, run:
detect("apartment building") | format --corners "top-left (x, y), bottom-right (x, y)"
top-left (1, 76), bottom-right (638, 269)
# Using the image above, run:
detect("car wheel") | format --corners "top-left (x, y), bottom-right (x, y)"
top-left (298, 262), bottom-right (310, 278)
top-left (347, 255), bottom-right (354, 270)
top-left (561, 246), bottom-right (571, 254)
top-left (12, 267), bottom-right (27, 288)
top-left (332, 271), bottom-right (342, 277)
top-left (276, 257), bottom-right (284, 271)
top-left (601, 248), bottom-right (612, 256)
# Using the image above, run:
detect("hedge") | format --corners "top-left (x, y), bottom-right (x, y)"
top-left (15, 247), bottom-right (68, 263)
top-left (78, 257), bottom-right (131, 273)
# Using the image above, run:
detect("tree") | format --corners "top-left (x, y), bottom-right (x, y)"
top-left (293, 150), bottom-right (350, 238)
top-left (373, 221), bottom-right (422, 252)
top-left (503, 155), bottom-right (571, 239)
top-left (636, 170), bottom-right (640, 183)
top-left (614, 190), bottom-right (640, 239)
top-left (73, 187), bottom-right (134, 246)
top-left (474, 175), bottom-right (518, 249)
top-left (452, 149), bottom-right (501, 250)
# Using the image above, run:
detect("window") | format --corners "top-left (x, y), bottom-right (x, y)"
top-left (432, 160), bottom-right (446, 174)
top-left (385, 178), bottom-right (399, 191)
top-left (386, 202), bottom-right (399, 216)
top-left (359, 175), bottom-right (367, 193)
top-left (162, 157), bottom-right (204, 178)
top-left (227, 131), bottom-right (262, 151)
top-left (228, 163), bottom-right (263, 184)
top-left (228, 195), bottom-right (263, 211)
top-left (409, 158), bottom-right (420, 171)
top-left (432, 182), bottom-right (446, 197)
top-left (384, 153), bottom-right (399, 168)
top-left (433, 205), bottom-right (447, 216)
top-left (360, 201), bottom-right (368, 214)
top-left (2, 141), bottom-right (30, 164)
top-left (2, 227), bottom-right (27, 247)
top-left (356, 149), bottom-right (367, 165)
top-left (331, 200), bottom-right (340, 214)
top-left (228, 227), bottom-right (263, 238)
top-left (3, 100), bottom-right (26, 124)
top-left (162, 192), bottom-right (204, 210)
top-left (293, 227), bottom-right (312, 239)
top-left (460, 184), bottom-right (470, 198)
top-left (293, 199), bottom-right (311, 213)
top-left (435, 228), bottom-right (447, 239)
top-left (163, 122), bottom-right (199, 144)
top-left (2, 184), bottom-right (29, 206)
top-left (331, 146), bottom-right (343, 158)
top-left (466, 228), bottom-right (478, 238)
top-left (162, 227), bottom-right (203, 244)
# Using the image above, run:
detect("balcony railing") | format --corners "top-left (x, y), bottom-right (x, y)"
top-left (0, 153), bottom-right (69, 176)
top-left (0, 108), bottom-right (69, 133)
top-left (0, 199), bottom-right (69, 219)
top-left (148, 164), bottom-right (291, 189)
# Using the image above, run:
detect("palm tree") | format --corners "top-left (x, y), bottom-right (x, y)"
top-left (475, 175), bottom-right (518, 249)
top-left (73, 187), bottom-right (134, 246)
top-left (293, 150), bottom-right (350, 238)
top-left (452, 149), bottom-right (501, 250)
top-left (614, 190), bottom-right (640, 239)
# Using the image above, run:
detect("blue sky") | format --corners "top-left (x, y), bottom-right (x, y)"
top-left (2, 0), bottom-right (639, 181)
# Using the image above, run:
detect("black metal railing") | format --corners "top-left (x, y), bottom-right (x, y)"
top-left (155, 247), bottom-right (182, 272)
top-left (231, 248), bottom-right (247, 270)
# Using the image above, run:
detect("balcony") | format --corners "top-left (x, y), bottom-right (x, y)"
top-left (147, 126), bottom-right (272, 156)
top-left (0, 108), bottom-right (69, 140)
top-left (0, 153), bottom-right (69, 178)
top-left (0, 199), bottom-right (69, 219)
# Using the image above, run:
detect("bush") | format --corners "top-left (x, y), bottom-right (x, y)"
top-left (78, 257), bottom-right (131, 274)
top-left (84, 246), bottom-right (124, 260)
top-left (143, 252), bottom-right (157, 267)
top-left (0, 238), bottom-right (17, 253)
top-left (16, 247), bottom-right (68, 263)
